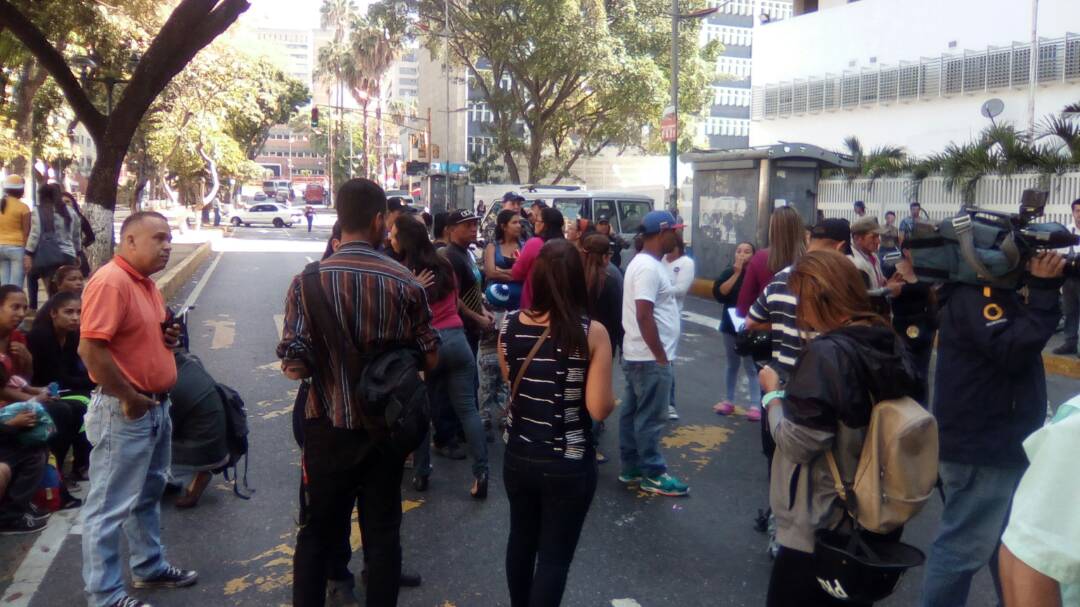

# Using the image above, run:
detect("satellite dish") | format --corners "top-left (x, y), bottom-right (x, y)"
top-left (981, 98), bottom-right (1005, 120)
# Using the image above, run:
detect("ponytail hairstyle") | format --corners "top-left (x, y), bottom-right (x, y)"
top-left (580, 233), bottom-right (610, 310)
top-left (528, 239), bottom-right (589, 356)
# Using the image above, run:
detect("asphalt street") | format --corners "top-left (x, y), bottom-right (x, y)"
top-left (1, 216), bottom-right (1073, 606)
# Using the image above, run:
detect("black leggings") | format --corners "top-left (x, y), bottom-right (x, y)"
top-left (41, 399), bottom-right (90, 473)
top-left (503, 451), bottom-right (597, 607)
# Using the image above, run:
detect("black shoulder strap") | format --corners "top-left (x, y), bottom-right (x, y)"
top-left (299, 262), bottom-right (384, 437)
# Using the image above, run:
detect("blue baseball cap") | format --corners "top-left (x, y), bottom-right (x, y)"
top-left (638, 210), bottom-right (684, 235)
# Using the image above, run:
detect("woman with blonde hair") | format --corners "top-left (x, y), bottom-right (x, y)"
top-left (759, 250), bottom-right (920, 606)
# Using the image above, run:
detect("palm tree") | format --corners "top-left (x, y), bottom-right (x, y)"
top-left (839, 135), bottom-right (908, 180)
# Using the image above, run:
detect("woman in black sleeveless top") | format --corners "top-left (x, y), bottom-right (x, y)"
top-left (497, 239), bottom-right (615, 607)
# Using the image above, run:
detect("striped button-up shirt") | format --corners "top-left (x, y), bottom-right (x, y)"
top-left (277, 240), bottom-right (439, 430)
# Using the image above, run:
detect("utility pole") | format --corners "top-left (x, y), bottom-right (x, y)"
top-left (444, 0), bottom-right (451, 183)
top-left (1027, 0), bottom-right (1039, 138)
top-left (669, 0), bottom-right (679, 213)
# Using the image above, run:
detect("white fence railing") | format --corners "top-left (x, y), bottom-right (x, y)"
top-left (817, 171), bottom-right (1080, 226)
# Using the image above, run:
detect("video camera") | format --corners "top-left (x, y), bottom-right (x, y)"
top-left (907, 189), bottom-right (1080, 289)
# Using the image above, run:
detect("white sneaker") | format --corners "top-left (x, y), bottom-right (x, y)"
top-left (668, 405), bottom-right (679, 420)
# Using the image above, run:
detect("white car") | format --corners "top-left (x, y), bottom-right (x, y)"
top-left (230, 203), bottom-right (302, 228)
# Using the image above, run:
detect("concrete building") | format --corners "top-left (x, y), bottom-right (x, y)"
top-left (254, 27), bottom-right (315, 90)
top-left (701, 0), bottom-right (793, 150)
top-left (416, 46), bottom-right (469, 174)
top-left (749, 0), bottom-right (1080, 154)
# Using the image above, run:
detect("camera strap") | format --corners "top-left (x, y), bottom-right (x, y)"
top-left (952, 215), bottom-right (995, 281)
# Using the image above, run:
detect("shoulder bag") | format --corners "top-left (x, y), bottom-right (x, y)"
top-left (32, 207), bottom-right (68, 272)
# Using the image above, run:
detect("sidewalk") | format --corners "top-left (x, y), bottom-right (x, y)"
top-left (1042, 331), bottom-right (1080, 379)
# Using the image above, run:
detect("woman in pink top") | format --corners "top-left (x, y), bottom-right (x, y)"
top-left (735, 207), bottom-right (807, 317)
top-left (512, 207), bottom-right (565, 310)
top-left (389, 216), bottom-right (489, 498)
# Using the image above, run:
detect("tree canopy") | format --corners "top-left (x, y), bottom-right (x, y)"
top-left (417, 0), bottom-right (721, 183)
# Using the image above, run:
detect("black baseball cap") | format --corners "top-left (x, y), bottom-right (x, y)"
top-left (810, 218), bottom-right (850, 243)
top-left (596, 216), bottom-right (610, 224)
top-left (530, 199), bottom-right (548, 209)
top-left (387, 197), bottom-right (406, 212)
top-left (853, 200), bottom-right (866, 208)
top-left (502, 191), bottom-right (525, 203)
top-left (446, 208), bottom-right (480, 225)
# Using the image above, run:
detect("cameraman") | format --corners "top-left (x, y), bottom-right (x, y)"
top-left (921, 251), bottom-right (1066, 607)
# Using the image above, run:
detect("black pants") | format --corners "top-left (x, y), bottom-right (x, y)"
top-left (503, 450), bottom-right (597, 607)
top-left (0, 440), bottom-right (47, 521)
top-left (28, 255), bottom-right (76, 309)
top-left (294, 419), bottom-right (405, 607)
top-left (767, 546), bottom-right (874, 607)
top-left (41, 399), bottom-right (90, 473)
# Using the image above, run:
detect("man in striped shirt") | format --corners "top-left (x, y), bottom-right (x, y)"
top-left (278, 178), bottom-right (439, 607)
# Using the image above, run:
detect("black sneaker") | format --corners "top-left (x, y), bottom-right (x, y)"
top-left (131, 565), bottom-right (198, 589)
top-left (0, 513), bottom-right (47, 535)
top-left (433, 443), bottom-right (467, 460)
top-left (27, 503), bottom-right (51, 523)
top-left (1052, 343), bottom-right (1078, 355)
top-left (108, 596), bottom-right (153, 607)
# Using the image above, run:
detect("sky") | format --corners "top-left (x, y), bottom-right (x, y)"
top-left (243, 0), bottom-right (373, 30)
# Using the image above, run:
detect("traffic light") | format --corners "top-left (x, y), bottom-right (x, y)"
top-left (310, 107), bottom-right (319, 128)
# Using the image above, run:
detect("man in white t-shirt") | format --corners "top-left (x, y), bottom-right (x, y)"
top-left (662, 235), bottom-right (695, 420)
top-left (619, 210), bottom-right (689, 497)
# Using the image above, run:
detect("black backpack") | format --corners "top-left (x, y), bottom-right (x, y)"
top-left (214, 383), bottom-right (253, 499)
top-left (300, 262), bottom-right (430, 455)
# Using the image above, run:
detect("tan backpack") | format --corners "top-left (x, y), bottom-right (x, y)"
top-left (825, 396), bottom-right (939, 534)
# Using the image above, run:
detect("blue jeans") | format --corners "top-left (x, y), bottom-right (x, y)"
top-left (0, 244), bottom-right (24, 288)
top-left (920, 461), bottom-right (1024, 607)
top-left (619, 361), bottom-right (672, 478)
top-left (478, 341), bottom-right (507, 425)
top-left (722, 332), bottom-right (761, 405)
top-left (81, 392), bottom-right (174, 607)
top-left (415, 328), bottom-right (488, 479)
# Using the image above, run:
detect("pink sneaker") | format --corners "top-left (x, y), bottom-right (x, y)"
top-left (712, 401), bottom-right (736, 416)
top-left (745, 406), bottom-right (762, 422)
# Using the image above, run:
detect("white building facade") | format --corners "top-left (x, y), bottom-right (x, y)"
top-left (749, 0), bottom-right (1080, 155)
top-left (701, 0), bottom-right (793, 150)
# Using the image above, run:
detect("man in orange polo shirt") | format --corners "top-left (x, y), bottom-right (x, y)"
top-left (78, 212), bottom-right (197, 607)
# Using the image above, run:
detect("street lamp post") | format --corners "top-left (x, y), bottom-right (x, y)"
top-left (669, 2), bottom-right (722, 212)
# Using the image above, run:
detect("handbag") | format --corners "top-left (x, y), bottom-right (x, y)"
top-left (31, 207), bottom-right (69, 272)
top-left (734, 328), bottom-right (771, 361)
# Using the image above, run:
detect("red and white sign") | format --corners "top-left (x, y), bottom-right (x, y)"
top-left (661, 106), bottom-right (678, 143)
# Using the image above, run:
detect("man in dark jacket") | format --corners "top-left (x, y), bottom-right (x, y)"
top-left (921, 252), bottom-right (1066, 607)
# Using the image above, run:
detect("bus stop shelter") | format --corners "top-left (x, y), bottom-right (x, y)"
top-left (681, 143), bottom-right (856, 280)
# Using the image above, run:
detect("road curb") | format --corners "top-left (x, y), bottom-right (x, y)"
top-left (155, 241), bottom-right (213, 302)
top-left (691, 278), bottom-right (713, 300)
top-left (1042, 352), bottom-right (1080, 379)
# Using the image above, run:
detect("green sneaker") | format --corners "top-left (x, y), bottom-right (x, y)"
top-left (640, 473), bottom-right (689, 496)
top-left (618, 468), bottom-right (643, 484)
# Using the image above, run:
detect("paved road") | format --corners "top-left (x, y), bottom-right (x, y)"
top-left (2, 221), bottom-right (1075, 606)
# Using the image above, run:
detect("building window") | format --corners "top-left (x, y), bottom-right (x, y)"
top-left (716, 56), bottom-right (752, 80)
top-left (701, 24), bottom-right (752, 48)
top-left (469, 101), bottom-right (493, 123)
top-left (468, 136), bottom-right (494, 157)
top-left (713, 86), bottom-right (751, 107)
top-left (703, 117), bottom-right (750, 137)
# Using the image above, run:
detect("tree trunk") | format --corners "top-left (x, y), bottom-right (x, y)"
top-left (526, 129), bottom-right (544, 183)
top-left (82, 144), bottom-right (125, 269)
top-left (503, 149), bottom-right (521, 184)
